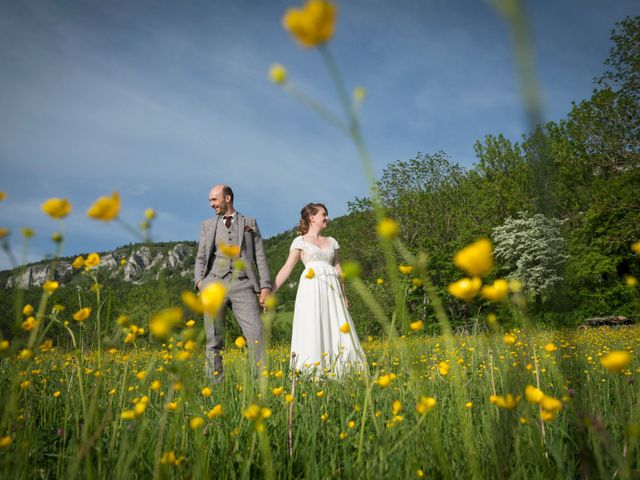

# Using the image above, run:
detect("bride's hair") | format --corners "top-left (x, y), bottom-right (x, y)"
top-left (298, 203), bottom-right (328, 235)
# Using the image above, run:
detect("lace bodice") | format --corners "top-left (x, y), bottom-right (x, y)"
top-left (290, 236), bottom-right (339, 266)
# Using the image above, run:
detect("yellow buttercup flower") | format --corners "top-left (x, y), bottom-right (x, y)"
top-left (235, 336), bottom-right (247, 348)
top-left (540, 395), bottom-right (562, 413)
top-left (134, 403), bottom-right (147, 417)
top-left (415, 396), bottom-right (436, 414)
top-left (201, 387), bottom-right (212, 398)
top-left (282, 0), bottom-right (337, 48)
top-left (0, 436), bottom-right (12, 449)
top-left (409, 320), bottom-right (424, 331)
top-left (305, 268), bottom-right (315, 279)
top-left (272, 387), bottom-right (284, 396)
top-left (453, 238), bottom-right (493, 277)
top-left (71, 256), bottom-right (84, 269)
top-left (544, 343), bottom-right (557, 353)
top-left (41, 197), bottom-right (72, 220)
top-left (181, 291), bottom-right (204, 314)
top-left (0, 192), bottom-right (6, 201)
top-left (339, 323), bottom-right (351, 334)
top-left (377, 218), bottom-right (400, 240)
top-left (269, 63), bottom-right (288, 84)
top-left (21, 227), bottom-right (34, 238)
top-left (207, 404), bottom-right (223, 419)
top-left (73, 307), bottom-right (91, 322)
top-left (189, 417), bottom-right (205, 430)
top-left (218, 243), bottom-right (240, 258)
top-left (51, 232), bottom-right (63, 243)
top-left (42, 280), bottom-right (59, 293)
top-left (22, 304), bottom-right (34, 316)
top-left (21, 316), bottom-right (37, 331)
top-left (243, 404), bottom-right (272, 431)
top-left (150, 380), bottom-right (161, 391)
top-left (353, 86), bottom-right (367, 103)
top-left (448, 277), bottom-right (482, 301)
top-left (631, 241), bottom-right (640, 255)
top-left (53, 391), bottom-right (61, 398)
top-left (144, 208), bottom-right (156, 220)
top-left (524, 385), bottom-right (544, 404)
top-left (0, 340), bottom-right (9, 351)
top-left (149, 308), bottom-right (183, 339)
top-left (87, 192), bottom-right (120, 221)
top-left (489, 394), bottom-right (520, 410)
top-left (84, 253), bottom-right (100, 268)
top-left (481, 279), bottom-right (509, 301)
top-left (398, 265), bottom-right (414, 275)
top-left (185, 319), bottom-right (196, 328)
top-left (200, 282), bottom-right (227, 316)
top-left (376, 373), bottom-right (395, 388)
top-left (437, 361), bottom-right (450, 376)
top-left (17, 349), bottom-right (33, 360)
top-left (626, 276), bottom-right (638, 287)
top-left (0, 228), bottom-right (9, 239)
top-left (392, 400), bottom-right (402, 415)
top-left (600, 350), bottom-right (631, 373)
top-left (503, 333), bottom-right (516, 345)
top-left (120, 410), bottom-right (136, 420)
top-left (376, 278), bottom-right (384, 285)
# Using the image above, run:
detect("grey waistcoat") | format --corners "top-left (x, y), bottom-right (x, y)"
top-left (211, 218), bottom-right (242, 278)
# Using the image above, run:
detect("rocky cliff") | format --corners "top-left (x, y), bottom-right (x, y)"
top-left (3, 242), bottom-right (196, 289)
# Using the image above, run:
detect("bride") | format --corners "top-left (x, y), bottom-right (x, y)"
top-left (273, 203), bottom-right (366, 377)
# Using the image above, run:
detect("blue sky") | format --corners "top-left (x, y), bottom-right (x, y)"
top-left (0, 0), bottom-right (638, 270)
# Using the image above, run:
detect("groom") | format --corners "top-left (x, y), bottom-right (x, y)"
top-left (194, 184), bottom-right (272, 382)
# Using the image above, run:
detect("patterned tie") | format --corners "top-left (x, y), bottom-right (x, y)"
top-left (224, 216), bottom-right (232, 229)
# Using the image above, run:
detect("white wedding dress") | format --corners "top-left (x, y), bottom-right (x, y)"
top-left (289, 236), bottom-right (366, 377)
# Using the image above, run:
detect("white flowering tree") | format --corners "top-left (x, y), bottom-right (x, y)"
top-left (492, 212), bottom-right (569, 299)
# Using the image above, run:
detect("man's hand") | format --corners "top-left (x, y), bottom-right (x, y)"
top-left (259, 288), bottom-right (271, 307)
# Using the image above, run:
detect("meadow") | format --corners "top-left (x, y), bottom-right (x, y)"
top-left (0, 321), bottom-right (637, 478)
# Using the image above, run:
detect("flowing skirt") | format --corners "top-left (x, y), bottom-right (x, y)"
top-left (290, 261), bottom-right (366, 377)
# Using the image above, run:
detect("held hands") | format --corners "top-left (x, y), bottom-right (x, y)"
top-left (259, 288), bottom-right (271, 307)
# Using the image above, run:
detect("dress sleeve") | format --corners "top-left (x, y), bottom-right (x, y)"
top-left (332, 237), bottom-right (340, 250)
top-left (290, 236), bottom-right (304, 251)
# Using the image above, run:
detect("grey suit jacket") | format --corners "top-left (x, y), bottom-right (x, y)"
top-left (194, 213), bottom-right (271, 293)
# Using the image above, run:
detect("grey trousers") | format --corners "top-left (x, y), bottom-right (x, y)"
top-left (199, 274), bottom-right (264, 382)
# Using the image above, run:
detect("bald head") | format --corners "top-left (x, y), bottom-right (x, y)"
top-left (208, 184), bottom-right (235, 215)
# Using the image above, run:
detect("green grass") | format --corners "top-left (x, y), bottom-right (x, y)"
top-left (0, 326), bottom-right (638, 479)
